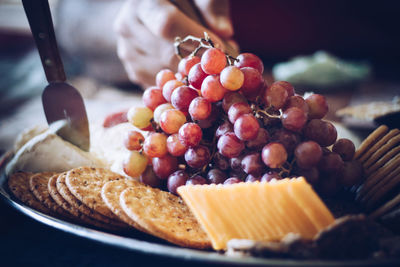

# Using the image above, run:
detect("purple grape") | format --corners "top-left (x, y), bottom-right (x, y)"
top-left (241, 153), bottom-right (264, 176)
top-left (207, 169), bottom-right (228, 184)
top-left (184, 145), bottom-right (210, 169)
top-left (186, 175), bottom-right (208, 185)
top-left (140, 166), bottom-right (162, 188)
top-left (167, 170), bottom-right (189, 194)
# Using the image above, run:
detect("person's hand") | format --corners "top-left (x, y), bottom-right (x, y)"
top-left (114, 0), bottom-right (238, 87)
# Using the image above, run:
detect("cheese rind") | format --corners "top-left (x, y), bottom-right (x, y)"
top-left (178, 177), bottom-right (335, 250)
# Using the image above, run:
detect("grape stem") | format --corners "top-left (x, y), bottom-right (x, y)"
top-left (279, 161), bottom-right (292, 177)
top-left (174, 32), bottom-right (214, 59)
top-left (174, 32), bottom-right (238, 65)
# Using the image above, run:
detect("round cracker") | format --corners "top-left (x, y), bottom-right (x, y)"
top-left (8, 172), bottom-right (51, 214)
top-left (120, 187), bottom-right (211, 249)
top-left (361, 164), bottom-right (400, 204)
top-left (357, 153), bottom-right (400, 199)
top-left (49, 174), bottom-right (80, 217)
top-left (65, 167), bottom-right (125, 222)
top-left (365, 145), bottom-right (400, 175)
top-left (29, 172), bottom-right (73, 219)
top-left (101, 179), bottom-right (148, 233)
top-left (354, 125), bottom-right (388, 160)
top-left (358, 129), bottom-right (400, 163)
top-left (48, 174), bottom-right (121, 231)
top-left (365, 166), bottom-right (400, 209)
top-left (369, 192), bottom-right (400, 219)
top-left (56, 172), bottom-right (124, 227)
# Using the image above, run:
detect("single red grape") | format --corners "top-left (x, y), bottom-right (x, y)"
top-left (240, 67), bottom-right (263, 98)
top-left (166, 133), bottom-right (188, 156)
top-left (184, 145), bottom-right (211, 169)
top-left (142, 86), bottom-right (167, 111)
top-left (217, 132), bottom-right (245, 158)
top-left (282, 107), bottom-right (307, 132)
top-left (234, 114), bottom-right (260, 141)
top-left (201, 48), bottom-right (226, 74)
top-left (234, 53), bottom-right (264, 74)
top-left (261, 142), bottom-right (288, 168)
top-left (156, 69), bottom-right (175, 88)
top-left (306, 94), bottom-right (328, 119)
top-left (178, 122), bottom-right (202, 147)
top-left (332, 138), bottom-right (356, 161)
top-left (304, 119), bottom-right (337, 147)
top-left (171, 86), bottom-right (198, 113)
top-left (220, 66), bottom-right (244, 91)
top-left (207, 169), bottom-right (228, 184)
top-left (178, 55), bottom-right (200, 76)
top-left (140, 166), bottom-right (162, 188)
top-left (241, 153), bottom-right (264, 176)
top-left (188, 96), bottom-right (212, 120)
top-left (143, 132), bottom-right (168, 158)
top-left (159, 109), bottom-right (186, 134)
top-left (167, 170), bottom-right (189, 194)
top-left (124, 130), bottom-right (144, 151)
top-left (201, 75), bottom-right (227, 102)
top-left (152, 154), bottom-right (178, 179)
top-left (264, 81), bottom-right (289, 110)
top-left (188, 63), bottom-right (208, 89)
top-left (294, 141), bottom-right (323, 169)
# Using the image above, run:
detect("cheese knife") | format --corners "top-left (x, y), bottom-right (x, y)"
top-left (22, 0), bottom-right (90, 151)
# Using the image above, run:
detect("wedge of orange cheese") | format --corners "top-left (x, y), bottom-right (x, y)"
top-left (178, 177), bottom-right (335, 250)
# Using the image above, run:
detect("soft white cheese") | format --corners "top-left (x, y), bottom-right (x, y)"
top-left (6, 130), bottom-right (105, 175)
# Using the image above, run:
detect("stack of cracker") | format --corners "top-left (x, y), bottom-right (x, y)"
top-left (8, 167), bottom-right (210, 249)
top-left (355, 125), bottom-right (400, 220)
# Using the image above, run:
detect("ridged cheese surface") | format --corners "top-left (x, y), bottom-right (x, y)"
top-left (178, 177), bottom-right (334, 250)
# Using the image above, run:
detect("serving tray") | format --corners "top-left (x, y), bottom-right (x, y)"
top-left (0, 153), bottom-right (398, 267)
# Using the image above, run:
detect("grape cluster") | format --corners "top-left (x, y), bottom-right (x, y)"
top-left (122, 35), bottom-right (363, 196)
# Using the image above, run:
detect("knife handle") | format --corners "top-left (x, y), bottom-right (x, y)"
top-left (22, 0), bottom-right (66, 83)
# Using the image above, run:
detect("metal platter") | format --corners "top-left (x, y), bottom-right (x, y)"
top-left (0, 154), bottom-right (398, 267)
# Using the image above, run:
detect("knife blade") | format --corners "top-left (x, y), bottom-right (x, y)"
top-left (22, 0), bottom-right (90, 151)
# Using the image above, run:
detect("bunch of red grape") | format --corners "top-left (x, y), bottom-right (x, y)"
top-left (122, 36), bottom-right (363, 196)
